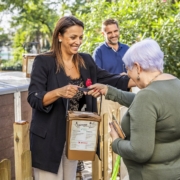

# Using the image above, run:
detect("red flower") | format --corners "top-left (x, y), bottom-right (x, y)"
top-left (86, 78), bottom-right (92, 87)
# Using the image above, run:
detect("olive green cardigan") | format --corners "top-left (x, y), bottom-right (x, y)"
top-left (106, 79), bottom-right (180, 180)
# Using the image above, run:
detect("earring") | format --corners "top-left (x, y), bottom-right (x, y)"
top-left (59, 39), bottom-right (62, 42)
top-left (137, 74), bottom-right (140, 81)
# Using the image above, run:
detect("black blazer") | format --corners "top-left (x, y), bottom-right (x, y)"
top-left (28, 53), bottom-right (129, 173)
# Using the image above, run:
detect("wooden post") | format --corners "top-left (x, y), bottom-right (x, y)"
top-left (116, 107), bottom-right (120, 124)
top-left (13, 121), bottom-right (32, 180)
top-left (103, 113), bottom-right (110, 180)
top-left (119, 106), bottom-right (129, 180)
top-left (92, 155), bottom-right (102, 180)
top-left (116, 108), bottom-right (121, 177)
top-left (0, 159), bottom-right (11, 180)
top-left (92, 113), bottom-right (104, 180)
top-left (111, 110), bottom-right (118, 172)
top-left (21, 150), bottom-right (32, 180)
top-left (99, 114), bottom-right (104, 163)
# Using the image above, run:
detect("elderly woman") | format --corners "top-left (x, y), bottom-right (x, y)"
top-left (87, 39), bottom-right (180, 180)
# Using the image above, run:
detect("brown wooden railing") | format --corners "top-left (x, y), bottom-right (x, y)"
top-left (1, 107), bottom-right (128, 180)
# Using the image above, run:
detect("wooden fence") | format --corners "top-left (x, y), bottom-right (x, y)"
top-left (0, 107), bottom-right (128, 180)
top-left (0, 159), bottom-right (11, 180)
top-left (0, 121), bottom-right (33, 180)
top-left (91, 105), bottom-right (128, 180)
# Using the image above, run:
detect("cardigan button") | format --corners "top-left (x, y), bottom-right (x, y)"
top-left (35, 93), bottom-right (38, 96)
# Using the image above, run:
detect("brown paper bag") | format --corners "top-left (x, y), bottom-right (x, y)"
top-left (66, 111), bottom-right (101, 160)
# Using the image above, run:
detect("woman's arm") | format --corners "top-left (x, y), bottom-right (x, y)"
top-left (105, 85), bottom-right (135, 107)
top-left (87, 84), bottom-right (135, 107)
top-left (111, 89), bottom-right (158, 163)
top-left (28, 55), bottom-right (51, 112)
top-left (42, 85), bottom-right (78, 106)
top-left (28, 55), bottom-right (78, 111)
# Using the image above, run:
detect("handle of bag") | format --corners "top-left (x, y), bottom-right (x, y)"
top-left (66, 95), bottom-right (103, 117)
top-left (66, 99), bottom-right (69, 117)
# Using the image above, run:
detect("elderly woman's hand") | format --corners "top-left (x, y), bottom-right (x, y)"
top-left (86, 83), bottom-right (108, 98)
top-left (109, 122), bottom-right (119, 141)
top-left (57, 84), bottom-right (79, 99)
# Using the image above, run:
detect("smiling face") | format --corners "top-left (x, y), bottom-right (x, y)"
top-left (58, 25), bottom-right (83, 56)
top-left (103, 24), bottom-right (120, 45)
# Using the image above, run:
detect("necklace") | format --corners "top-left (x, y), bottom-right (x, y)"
top-left (146, 72), bottom-right (162, 87)
top-left (65, 65), bottom-right (74, 70)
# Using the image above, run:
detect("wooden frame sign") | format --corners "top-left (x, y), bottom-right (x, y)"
top-left (26, 56), bottom-right (35, 78)
top-left (23, 54), bottom-right (37, 78)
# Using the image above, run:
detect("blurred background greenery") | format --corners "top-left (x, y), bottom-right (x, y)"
top-left (0, 0), bottom-right (180, 77)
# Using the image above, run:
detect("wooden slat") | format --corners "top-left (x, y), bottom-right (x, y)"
top-left (99, 114), bottom-right (104, 164)
top-left (92, 113), bottom-right (103, 180)
top-left (111, 110), bottom-right (117, 170)
top-left (21, 150), bottom-right (32, 180)
top-left (0, 169), bottom-right (8, 180)
top-left (103, 113), bottom-right (110, 180)
top-left (0, 159), bottom-right (11, 180)
top-left (13, 121), bottom-right (32, 180)
top-left (119, 106), bottom-right (129, 180)
top-left (92, 154), bottom-right (102, 180)
top-left (92, 97), bottom-right (103, 179)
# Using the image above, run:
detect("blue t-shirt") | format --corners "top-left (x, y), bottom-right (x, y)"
top-left (93, 42), bottom-right (129, 74)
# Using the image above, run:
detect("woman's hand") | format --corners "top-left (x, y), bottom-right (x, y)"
top-left (43, 84), bottom-right (78, 107)
top-left (57, 84), bottom-right (79, 98)
top-left (109, 123), bottom-right (119, 141)
top-left (86, 83), bottom-right (108, 97)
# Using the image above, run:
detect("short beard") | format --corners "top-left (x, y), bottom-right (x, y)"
top-left (108, 41), bottom-right (118, 45)
top-left (108, 39), bottom-right (119, 45)
top-left (107, 36), bottom-right (119, 45)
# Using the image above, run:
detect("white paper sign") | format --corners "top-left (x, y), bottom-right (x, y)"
top-left (27, 58), bottom-right (35, 74)
top-left (70, 120), bottom-right (98, 151)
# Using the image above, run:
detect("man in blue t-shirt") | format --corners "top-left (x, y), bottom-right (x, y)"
top-left (93, 18), bottom-right (129, 74)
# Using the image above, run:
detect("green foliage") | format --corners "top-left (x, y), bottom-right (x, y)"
top-left (1, 62), bottom-right (22, 71)
top-left (12, 29), bottom-right (27, 62)
top-left (0, 32), bottom-right (10, 46)
top-left (11, 0), bottom-right (59, 61)
top-left (0, 0), bottom-right (41, 11)
top-left (75, 0), bottom-right (180, 78)
top-left (0, 0), bottom-right (180, 77)
top-left (0, 59), bottom-right (22, 71)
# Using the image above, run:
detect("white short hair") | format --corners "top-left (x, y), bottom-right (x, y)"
top-left (122, 38), bottom-right (164, 72)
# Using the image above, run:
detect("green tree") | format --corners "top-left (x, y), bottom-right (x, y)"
top-left (0, 0), bottom-right (59, 70)
top-left (75, 0), bottom-right (180, 77)
top-left (1, 0), bottom-right (180, 77)
top-left (0, 30), bottom-right (10, 47)
top-left (11, 0), bottom-right (59, 60)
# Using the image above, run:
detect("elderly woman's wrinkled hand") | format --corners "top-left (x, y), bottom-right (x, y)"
top-left (58, 84), bottom-right (79, 99)
top-left (86, 83), bottom-right (108, 97)
top-left (109, 122), bottom-right (119, 141)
